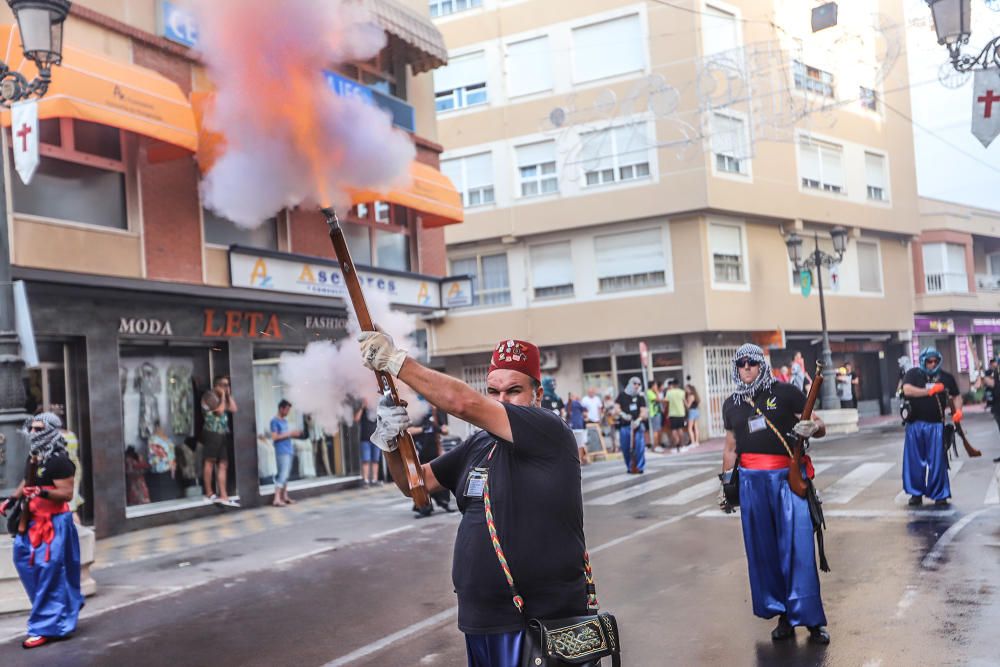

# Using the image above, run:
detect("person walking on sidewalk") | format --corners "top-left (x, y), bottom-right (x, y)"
top-left (0, 413), bottom-right (84, 649)
top-left (719, 344), bottom-right (830, 645)
top-left (901, 347), bottom-right (962, 506)
top-left (665, 379), bottom-right (688, 451)
top-left (685, 381), bottom-right (701, 447)
top-left (615, 377), bottom-right (647, 473)
top-left (200, 375), bottom-right (238, 505)
top-left (358, 335), bottom-right (592, 667)
top-left (270, 400), bottom-right (302, 507)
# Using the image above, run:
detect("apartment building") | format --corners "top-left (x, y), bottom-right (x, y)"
top-left (0, 0), bottom-right (460, 536)
top-left (424, 0), bottom-right (920, 437)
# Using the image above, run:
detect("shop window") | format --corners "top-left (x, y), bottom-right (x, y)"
top-left (583, 356), bottom-right (613, 395)
top-left (120, 345), bottom-right (218, 509)
top-left (10, 117), bottom-right (128, 230)
top-left (203, 207), bottom-right (279, 250)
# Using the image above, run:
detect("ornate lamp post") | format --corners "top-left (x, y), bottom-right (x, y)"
top-left (785, 226), bottom-right (849, 411)
top-left (925, 0), bottom-right (1000, 72)
top-left (0, 0), bottom-right (69, 489)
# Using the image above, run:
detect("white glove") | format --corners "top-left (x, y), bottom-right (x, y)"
top-left (370, 395), bottom-right (410, 452)
top-left (358, 331), bottom-right (408, 377)
top-left (792, 419), bottom-right (819, 438)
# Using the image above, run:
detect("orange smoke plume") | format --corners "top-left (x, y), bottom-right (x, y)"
top-left (195, 0), bottom-right (415, 227)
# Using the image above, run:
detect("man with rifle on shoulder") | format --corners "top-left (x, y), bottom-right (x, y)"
top-left (719, 344), bottom-right (830, 645)
top-left (901, 347), bottom-right (963, 506)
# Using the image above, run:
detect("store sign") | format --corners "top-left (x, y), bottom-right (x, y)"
top-left (203, 309), bottom-right (282, 340)
top-left (231, 251), bottom-right (444, 310)
top-left (440, 275), bottom-right (474, 308)
top-left (957, 335), bottom-right (970, 373)
top-left (305, 315), bottom-right (349, 331)
top-left (119, 317), bottom-right (174, 336)
top-left (160, 1), bottom-right (199, 47)
top-left (914, 316), bottom-right (1000, 336)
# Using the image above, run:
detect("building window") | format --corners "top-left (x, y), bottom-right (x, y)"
top-left (346, 203), bottom-right (412, 271)
top-left (865, 152), bottom-right (888, 201)
top-left (595, 227), bottom-right (666, 292)
top-left (922, 242), bottom-right (968, 294)
top-left (442, 152), bottom-right (495, 208)
top-left (798, 138), bottom-right (844, 193)
top-left (709, 222), bottom-right (745, 285)
top-left (516, 141), bottom-right (558, 197)
top-left (506, 36), bottom-right (553, 98)
top-left (10, 118), bottom-right (128, 230)
top-left (702, 5), bottom-right (740, 58)
top-left (462, 364), bottom-right (490, 395)
top-left (530, 241), bottom-right (573, 299)
top-left (856, 240), bottom-right (882, 293)
top-left (430, 0), bottom-right (482, 18)
top-left (572, 14), bottom-right (644, 83)
top-left (860, 86), bottom-right (878, 111)
top-left (203, 208), bottom-right (279, 250)
top-left (710, 112), bottom-right (749, 175)
top-left (982, 253), bottom-right (1000, 290)
top-left (434, 51), bottom-right (488, 112)
top-left (450, 253), bottom-right (511, 307)
top-left (793, 60), bottom-right (835, 98)
top-left (580, 123), bottom-right (651, 187)
top-left (338, 47), bottom-right (400, 98)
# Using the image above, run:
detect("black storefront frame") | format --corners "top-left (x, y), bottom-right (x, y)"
top-left (21, 276), bottom-right (353, 537)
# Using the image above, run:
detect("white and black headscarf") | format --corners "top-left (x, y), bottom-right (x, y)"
top-left (624, 376), bottom-right (642, 397)
top-left (22, 412), bottom-right (67, 464)
top-left (731, 343), bottom-right (774, 400)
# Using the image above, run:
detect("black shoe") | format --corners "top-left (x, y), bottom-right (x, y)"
top-left (935, 498), bottom-right (950, 507)
top-left (771, 615), bottom-right (794, 641)
top-left (414, 505), bottom-right (433, 517)
top-left (908, 495), bottom-right (923, 506)
top-left (807, 626), bottom-right (830, 644)
top-left (993, 456), bottom-right (1000, 463)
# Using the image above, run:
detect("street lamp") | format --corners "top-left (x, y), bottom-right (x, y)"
top-left (785, 226), bottom-right (848, 411)
top-left (1, 0), bottom-right (70, 105)
top-left (0, 0), bottom-right (68, 490)
top-left (925, 0), bottom-right (1000, 72)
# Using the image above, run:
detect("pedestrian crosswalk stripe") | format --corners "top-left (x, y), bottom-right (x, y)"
top-left (893, 460), bottom-right (964, 505)
top-left (650, 477), bottom-right (721, 506)
top-left (985, 464), bottom-right (1000, 505)
top-left (582, 472), bottom-right (637, 494)
top-left (821, 462), bottom-right (895, 504)
top-left (588, 468), bottom-right (711, 506)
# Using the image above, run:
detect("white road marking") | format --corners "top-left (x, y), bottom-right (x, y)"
top-left (698, 508), bottom-right (957, 520)
top-left (821, 462), bottom-right (895, 504)
top-left (650, 477), bottom-right (721, 506)
top-left (588, 468), bottom-right (710, 506)
top-left (922, 506), bottom-right (998, 569)
top-left (582, 472), bottom-right (641, 494)
top-left (984, 464), bottom-right (1000, 505)
top-left (895, 586), bottom-right (919, 619)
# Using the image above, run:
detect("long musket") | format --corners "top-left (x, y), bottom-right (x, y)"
top-left (950, 397), bottom-right (982, 458)
top-left (787, 361), bottom-right (825, 499)
top-left (322, 207), bottom-right (431, 510)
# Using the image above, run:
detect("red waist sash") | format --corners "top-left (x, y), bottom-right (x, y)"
top-left (26, 491), bottom-right (70, 566)
top-left (741, 453), bottom-right (815, 478)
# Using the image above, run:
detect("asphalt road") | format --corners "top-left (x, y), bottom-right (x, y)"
top-left (3, 415), bottom-right (1000, 667)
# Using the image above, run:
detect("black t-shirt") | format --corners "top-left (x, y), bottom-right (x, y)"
top-left (615, 392), bottom-right (645, 428)
top-left (990, 368), bottom-right (1000, 413)
top-left (414, 409), bottom-right (449, 461)
top-left (722, 383), bottom-right (806, 456)
top-left (32, 452), bottom-right (76, 486)
top-left (540, 395), bottom-right (565, 416)
top-left (429, 403), bottom-right (587, 633)
top-left (902, 368), bottom-right (959, 423)
top-left (359, 408), bottom-right (377, 442)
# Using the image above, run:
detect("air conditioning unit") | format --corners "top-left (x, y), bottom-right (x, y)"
top-left (540, 350), bottom-right (560, 370)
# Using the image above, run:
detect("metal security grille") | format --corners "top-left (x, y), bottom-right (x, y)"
top-left (704, 345), bottom-right (740, 439)
top-left (462, 365), bottom-right (490, 395)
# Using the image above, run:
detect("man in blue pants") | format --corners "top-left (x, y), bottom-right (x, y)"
top-left (615, 377), bottom-right (647, 474)
top-left (901, 347), bottom-right (962, 506)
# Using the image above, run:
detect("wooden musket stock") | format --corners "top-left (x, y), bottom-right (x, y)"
top-left (950, 398), bottom-right (982, 458)
top-left (788, 361), bottom-right (825, 498)
top-left (17, 455), bottom-right (36, 535)
top-left (322, 207), bottom-right (430, 510)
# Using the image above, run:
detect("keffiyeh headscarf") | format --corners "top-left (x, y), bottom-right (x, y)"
top-left (624, 376), bottom-right (642, 397)
top-left (22, 412), bottom-right (67, 464)
top-left (919, 347), bottom-right (942, 377)
top-left (731, 343), bottom-right (774, 399)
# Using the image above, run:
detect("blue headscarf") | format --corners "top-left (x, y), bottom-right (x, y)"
top-left (541, 376), bottom-right (558, 400)
top-left (919, 347), bottom-right (942, 376)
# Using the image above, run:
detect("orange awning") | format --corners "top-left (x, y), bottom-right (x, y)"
top-left (0, 24), bottom-right (197, 152)
top-left (350, 162), bottom-right (463, 228)
top-left (191, 91), bottom-right (462, 228)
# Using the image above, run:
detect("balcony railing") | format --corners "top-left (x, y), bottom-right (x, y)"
top-left (976, 273), bottom-right (1000, 291)
top-left (925, 272), bottom-right (969, 294)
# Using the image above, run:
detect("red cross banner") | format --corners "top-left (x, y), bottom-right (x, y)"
top-left (11, 99), bottom-right (39, 185)
top-left (972, 67), bottom-right (1000, 148)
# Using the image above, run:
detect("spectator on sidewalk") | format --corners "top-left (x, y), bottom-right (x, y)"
top-left (581, 387), bottom-right (604, 424)
top-left (646, 380), bottom-right (664, 450)
top-left (540, 376), bottom-right (565, 419)
top-left (357, 398), bottom-right (381, 487)
top-left (567, 392), bottom-right (588, 463)
top-left (665, 379), bottom-right (688, 451)
top-left (791, 351), bottom-right (812, 394)
top-left (0, 413), bottom-right (84, 649)
top-left (685, 382), bottom-right (701, 447)
top-left (270, 399), bottom-right (302, 507)
top-left (201, 375), bottom-right (238, 506)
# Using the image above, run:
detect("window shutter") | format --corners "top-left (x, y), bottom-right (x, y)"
top-left (516, 141), bottom-right (556, 167)
top-left (702, 5), bottom-right (739, 56)
top-left (820, 144), bottom-right (843, 188)
top-left (480, 253), bottom-right (510, 291)
top-left (613, 123), bottom-right (648, 166)
top-left (463, 152), bottom-right (493, 189)
top-left (572, 14), bottom-right (643, 83)
top-left (595, 228), bottom-right (664, 278)
top-left (922, 243), bottom-right (944, 274)
top-left (434, 51), bottom-right (486, 92)
top-left (441, 158), bottom-right (463, 192)
top-left (798, 141), bottom-right (820, 183)
top-left (506, 36), bottom-right (552, 97)
top-left (945, 243), bottom-right (967, 274)
top-left (856, 241), bottom-right (881, 292)
top-left (710, 223), bottom-right (742, 256)
top-left (580, 129), bottom-right (614, 173)
top-left (530, 242), bottom-right (573, 288)
top-left (864, 152), bottom-right (886, 190)
top-left (711, 114), bottom-right (744, 157)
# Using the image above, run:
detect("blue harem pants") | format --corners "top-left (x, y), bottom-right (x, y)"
top-left (465, 630), bottom-right (524, 667)
top-left (903, 421), bottom-right (950, 501)
top-left (619, 426), bottom-right (645, 472)
top-left (739, 467), bottom-right (826, 628)
top-left (13, 512), bottom-right (84, 638)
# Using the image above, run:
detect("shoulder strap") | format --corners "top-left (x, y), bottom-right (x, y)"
top-left (482, 450), bottom-right (599, 614)
top-left (742, 395), bottom-right (795, 459)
